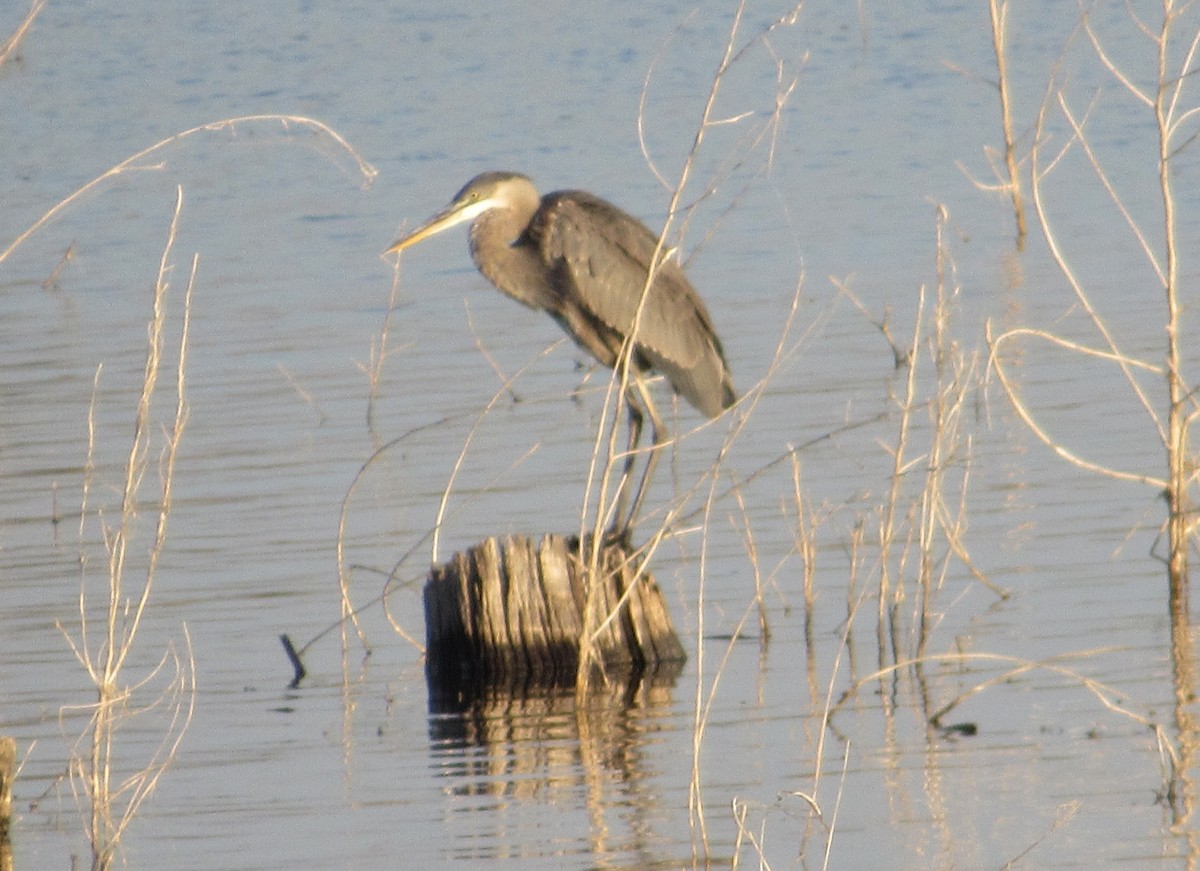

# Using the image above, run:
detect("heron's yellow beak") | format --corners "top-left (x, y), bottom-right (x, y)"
top-left (384, 210), bottom-right (455, 254)
top-left (384, 195), bottom-right (498, 256)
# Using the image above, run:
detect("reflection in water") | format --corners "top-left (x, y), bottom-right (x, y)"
top-left (1168, 586), bottom-right (1196, 840)
top-left (426, 668), bottom-right (682, 862)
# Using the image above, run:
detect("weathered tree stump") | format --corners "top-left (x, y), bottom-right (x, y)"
top-left (0, 736), bottom-right (14, 871)
top-left (424, 533), bottom-right (685, 693)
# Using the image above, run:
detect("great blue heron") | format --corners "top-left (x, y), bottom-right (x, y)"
top-left (385, 171), bottom-right (735, 536)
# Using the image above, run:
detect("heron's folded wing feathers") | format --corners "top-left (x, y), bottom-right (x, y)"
top-left (533, 192), bottom-right (734, 417)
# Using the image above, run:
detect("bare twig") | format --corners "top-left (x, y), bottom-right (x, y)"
top-left (0, 0), bottom-right (46, 66)
top-left (0, 114), bottom-right (377, 268)
top-left (59, 187), bottom-right (197, 869)
top-left (988, 0), bottom-right (1028, 245)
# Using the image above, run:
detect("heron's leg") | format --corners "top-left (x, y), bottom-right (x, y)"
top-left (620, 373), bottom-right (664, 536)
top-left (610, 388), bottom-right (644, 537)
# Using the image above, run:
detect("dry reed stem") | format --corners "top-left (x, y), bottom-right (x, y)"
top-left (645, 301), bottom-right (821, 858)
top-left (429, 344), bottom-right (561, 565)
top-left (687, 455), bottom-right (724, 851)
top-left (329, 391), bottom-right (570, 667)
top-left (729, 799), bottom-right (775, 871)
top-left (1057, 97), bottom-right (1166, 289)
top-left (1028, 96), bottom-right (1166, 445)
top-left (56, 187), bottom-right (196, 869)
top-left (998, 800), bottom-right (1082, 870)
top-left (463, 300), bottom-right (539, 405)
top-left (913, 207), bottom-right (998, 626)
top-left (723, 513), bottom-right (850, 868)
top-left (333, 417), bottom-right (453, 657)
top-left (728, 797), bottom-right (758, 870)
top-left (730, 481), bottom-right (770, 640)
top-left (658, 266), bottom-right (817, 542)
top-left (987, 0), bottom-right (1028, 245)
top-left (839, 204), bottom-right (996, 673)
top-left (987, 324), bottom-right (1168, 488)
top-left (62, 634), bottom-right (195, 870)
top-left (1151, 6), bottom-right (1195, 591)
top-left (790, 454), bottom-right (817, 626)
top-left (1014, 15), bottom-right (1200, 568)
top-left (363, 250), bottom-right (413, 440)
top-left (776, 593), bottom-right (862, 868)
top-left (828, 648), bottom-right (1158, 729)
top-left (276, 364), bottom-right (329, 424)
top-left (331, 340), bottom-right (554, 659)
top-left (877, 280), bottom-right (925, 655)
top-left (332, 259), bottom-right (450, 657)
top-left (637, 8), bottom-right (703, 192)
top-left (0, 0), bottom-right (45, 66)
top-left (584, 0), bottom-right (805, 557)
top-left (820, 743), bottom-right (850, 870)
top-left (989, 4), bottom-right (1198, 816)
top-left (674, 259), bottom-right (807, 851)
top-left (577, 1), bottom-right (806, 699)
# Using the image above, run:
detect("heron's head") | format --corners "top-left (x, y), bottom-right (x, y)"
top-left (385, 172), bottom-right (538, 254)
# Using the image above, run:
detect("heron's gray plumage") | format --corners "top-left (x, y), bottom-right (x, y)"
top-left (390, 171), bottom-right (734, 419)
top-left (532, 189), bottom-right (734, 417)
top-left (385, 171), bottom-right (736, 534)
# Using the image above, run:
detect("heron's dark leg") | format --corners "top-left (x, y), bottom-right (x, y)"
top-left (621, 373), bottom-right (664, 536)
top-left (610, 387), bottom-right (644, 540)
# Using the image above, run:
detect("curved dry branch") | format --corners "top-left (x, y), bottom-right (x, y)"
top-left (829, 648), bottom-right (1154, 731)
top-left (637, 11), bottom-right (700, 190)
top-left (335, 416), bottom-right (453, 655)
top-left (332, 332), bottom-right (557, 654)
top-left (1162, 19), bottom-right (1200, 136)
top-left (987, 323), bottom-right (1167, 488)
top-left (1057, 95), bottom-right (1166, 287)
top-left (0, 114), bottom-right (377, 268)
top-left (1030, 89), bottom-right (1168, 446)
top-left (1081, 8), bottom-right (1153, 108)
top-left (430, 338), bottom-right (564, 564)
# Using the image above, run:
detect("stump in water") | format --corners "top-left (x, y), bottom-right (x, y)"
top-left (0, 735), bottom-right (13, 871)
top-left (424, 533), bottom-right (685, 692)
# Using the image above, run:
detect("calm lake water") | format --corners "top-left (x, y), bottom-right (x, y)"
top-left (2, 1), bottom-right (1197, 868)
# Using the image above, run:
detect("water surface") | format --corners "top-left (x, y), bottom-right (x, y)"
top-left (1, 1), bottom-right (1196, 868)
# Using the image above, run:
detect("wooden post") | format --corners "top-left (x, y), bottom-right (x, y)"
top-left (424, 534), bottom-right (685, 693)
top-left (0, 736), bottom-right (14, 871)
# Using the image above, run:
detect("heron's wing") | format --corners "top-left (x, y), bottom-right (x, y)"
top-left (533, 191), bottom-right (734, 416)
top-left (536, 192), bottom-right (712, 367)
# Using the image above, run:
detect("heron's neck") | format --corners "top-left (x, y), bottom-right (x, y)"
top-left (469, 209), bottom-right (554, 311)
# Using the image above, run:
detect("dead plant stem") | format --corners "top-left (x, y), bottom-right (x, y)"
top-left (988, 0), bottom-right (1027, 246)
top-left (1155, 3), bottom-right (1190, 591)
